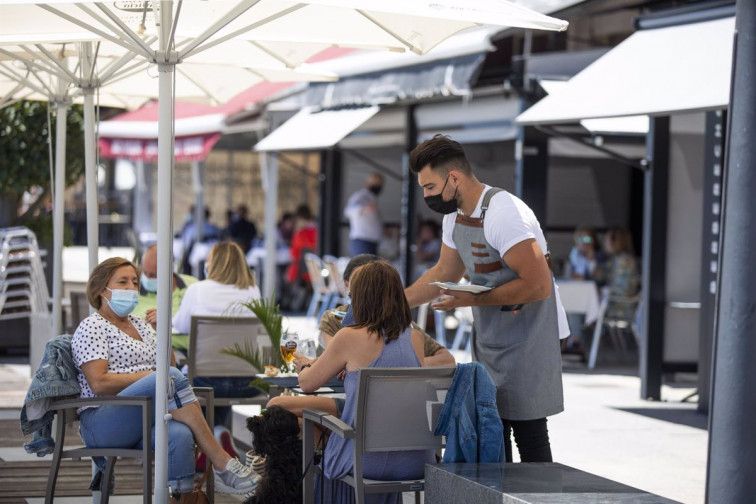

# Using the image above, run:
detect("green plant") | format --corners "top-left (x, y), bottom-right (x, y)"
top-left (220, 295), bottom-right (287, 375)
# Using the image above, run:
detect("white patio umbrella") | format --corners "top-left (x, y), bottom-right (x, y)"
top-left (0, 1), bottom-right (568, 501)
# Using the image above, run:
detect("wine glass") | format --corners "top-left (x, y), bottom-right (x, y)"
top-left (280, 332), bottom-right (299, 374)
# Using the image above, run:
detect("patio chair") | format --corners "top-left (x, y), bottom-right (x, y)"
top-left (322, 254), bottom-right (349, 313)
top-left (186, 315), bottom-right (271, 409)
top-left (45, 387), bottom-right (215, 504)
top-left (303, 253), bottom-right (330, 319)
top-left (302, 366), bottom-right (456, 504)
top-left (588, 292), bottom-right (641, 370)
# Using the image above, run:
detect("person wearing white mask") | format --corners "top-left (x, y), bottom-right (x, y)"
top-left (70, 257), bottom-right (259, 500)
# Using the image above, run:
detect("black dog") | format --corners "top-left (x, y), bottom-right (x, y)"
top-left (244, 406), bottom-right (302, 504)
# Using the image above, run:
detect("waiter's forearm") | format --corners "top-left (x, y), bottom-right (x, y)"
top-left (474, 277), bottom-right (552, 306)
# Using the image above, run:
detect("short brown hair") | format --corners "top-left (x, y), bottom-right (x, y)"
top-left (348, 260), bottom-right (412, 342)
top-left (87, 257), bottom-right (138, 310)
top-left (207, 241), bottom-right (256, 289)
top-left (409, 134), bottom-right (471, 175)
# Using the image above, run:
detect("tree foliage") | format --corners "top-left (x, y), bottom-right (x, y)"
top-left (0, 100), bottom-right (85, 224)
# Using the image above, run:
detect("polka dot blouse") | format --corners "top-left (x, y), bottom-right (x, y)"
top-left (71, 312), bottom-right (158, 401)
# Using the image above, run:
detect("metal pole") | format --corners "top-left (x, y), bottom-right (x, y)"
top-left (400, 105), bottom-right (417, 285)
top-left (81, 42), bottom-right (99, 277)
top-left (51, 96), bottom-right (68, 337)
top-left (706, 2), bottom-right (756, 501)
top-left (154, 2), bottom-right (175, 501)
top-left (263, 153), bottom-right (278, 299)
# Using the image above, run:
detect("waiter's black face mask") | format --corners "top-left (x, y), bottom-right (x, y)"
top-left (424, 175), bottom-right (458, 215)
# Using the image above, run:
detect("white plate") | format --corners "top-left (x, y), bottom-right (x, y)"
top-left (430, 282), bottom-right (492, 293)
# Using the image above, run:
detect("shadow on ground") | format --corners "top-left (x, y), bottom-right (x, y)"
top-left (613, 406), bottom-right (708, 430)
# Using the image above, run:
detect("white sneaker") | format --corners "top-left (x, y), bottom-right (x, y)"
top-left (213, 458), bottom-right (259, 495)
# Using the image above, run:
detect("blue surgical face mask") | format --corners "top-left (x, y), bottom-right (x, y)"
top-left (141, 274), bottom-right (158, 293)
top-left (105, 288), bottom-right (139, 317)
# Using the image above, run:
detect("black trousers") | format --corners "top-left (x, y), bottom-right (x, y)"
top-left (501, 417), bottom-right (553, 462)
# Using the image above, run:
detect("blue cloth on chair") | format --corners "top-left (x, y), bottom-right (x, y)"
top-left (434, 362), bottom-right (505, 463)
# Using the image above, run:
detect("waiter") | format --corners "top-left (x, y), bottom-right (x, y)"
top-left (405, 135), bottom-right (567, 463)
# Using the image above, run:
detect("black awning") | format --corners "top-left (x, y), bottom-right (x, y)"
top-left (305, 52), bottom-right (486, 108)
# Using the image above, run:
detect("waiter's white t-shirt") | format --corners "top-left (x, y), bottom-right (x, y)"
top-left (441, 185), bottom-right (570, 339)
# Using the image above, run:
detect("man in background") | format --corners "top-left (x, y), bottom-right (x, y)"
top-left (344, 173), bottom-right (384, 256)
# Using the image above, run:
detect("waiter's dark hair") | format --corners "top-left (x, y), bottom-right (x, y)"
top-left (349, 260), bottom-right (412, 342)
top-left (409, 134), bottom-right (471, 175)
top-left (343, 254), bottom-right (381, 283)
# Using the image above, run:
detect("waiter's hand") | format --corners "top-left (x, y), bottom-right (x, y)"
top-left (431, 289), bottom-right (476, 311)
top-left (145, 308), bottom-right (158, 329)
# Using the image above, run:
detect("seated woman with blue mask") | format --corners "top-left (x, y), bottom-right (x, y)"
top-left (71, 257), bottom-right (258, 502)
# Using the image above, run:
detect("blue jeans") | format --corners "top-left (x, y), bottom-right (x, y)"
top-left (192, 376), bottom-right (263, 427)
top-left (349, 239), bottom-right (378, 257)
top-left (78, 368), bottom-right (198, 493)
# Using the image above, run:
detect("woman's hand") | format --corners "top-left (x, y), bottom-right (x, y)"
top-left (293, 352), bottom-right (315, 373)
top-left (144, 308), bottom-right (157, 329)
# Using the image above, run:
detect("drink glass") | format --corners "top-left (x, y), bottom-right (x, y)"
top-left (280, 332), bottom-right (299, 373)
top-left (298, 339), bottom-right (317, 360)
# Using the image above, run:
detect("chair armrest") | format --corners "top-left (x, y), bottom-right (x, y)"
top-left (302, 408), bottom-right (355, 439)
top-left (49, 396), bottom-right (151, 411)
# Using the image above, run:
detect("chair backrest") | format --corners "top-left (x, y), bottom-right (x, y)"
top-left (303, 252), bottom-right (326, 291)
top-left (187, 315), bottom-right (271, 380)
top-left (354, 367), bottom-right (455, 453)
top-left (322, 255), bottom-right (347, 296)
top-left (69, 291), bottom-right (90, 331)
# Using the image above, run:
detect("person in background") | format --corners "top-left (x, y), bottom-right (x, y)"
top-left (568, 226), bottom-right (605, 280)
top-left (70, 257), bottom-right (258, 499)
top-left (404, 135), bottom-right (566, 464)
top-left (180, 205), bottom-right (222, 275)
top-left (134, 244), bottom-right (197, 321)
top-left (600, 227), bottom-right (640, 320)
top-left (285, 205), bottom-right (318, 286)
top-left (344, 173), bottom-right (384, 256)
top-left (415, 219), bottom-right (442, 279)
top-left (277, 212), bottom-right (296, 248)
top-left (225, 204), bottom-right (257, 254)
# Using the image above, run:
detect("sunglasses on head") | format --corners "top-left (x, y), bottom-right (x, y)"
top-left (575, 236), bottom-right (593, 244)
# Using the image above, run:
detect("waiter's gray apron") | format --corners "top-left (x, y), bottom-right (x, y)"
top-left (452, 188), bottom-right (563, 420)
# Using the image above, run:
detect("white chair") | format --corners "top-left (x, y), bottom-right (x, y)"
top-left (303, 253), bottom-right (330, 319)
top-left (302, 366), bottom-right (456, 504)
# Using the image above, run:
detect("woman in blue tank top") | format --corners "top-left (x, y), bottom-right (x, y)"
top-left (296, 260), bottom-right (432, 504)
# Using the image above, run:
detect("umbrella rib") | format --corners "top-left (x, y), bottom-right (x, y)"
top-left (356, 10), bottom-right (420, 54)
top-left (175, 65), bottom-right (220, 105)
top-left (98, 46), bottom-right (150, 85)
top-left (38, 4), bottom-right (151, 60)
top-left (33, 45), bottom-right (80, 84)
top-left (180, 0), bottom-right (263, 57)
top-left (248, 40), bottom-right (296, 68)
top-left (0, 64), bottom-right (54, 98)
top-left (89, 3), bottom-right (155, 58)
top-left (0, 47), bottom-right (60, 82)
top-left (88, 41), bottom-right (101, 84)
top-left (182, 3), bottom-right (305, 60)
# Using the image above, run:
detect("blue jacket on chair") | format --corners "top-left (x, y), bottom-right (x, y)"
top-left (20, 334), bottom-right (80, 456)
top-left (434, 362), bottom-right (505, 463)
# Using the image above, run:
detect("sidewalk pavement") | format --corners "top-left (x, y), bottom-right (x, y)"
top-left (2, 316), bottom-right (707, 504)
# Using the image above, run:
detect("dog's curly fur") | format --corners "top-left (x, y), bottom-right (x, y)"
top-left (244, 406), bottom-right (302, 504)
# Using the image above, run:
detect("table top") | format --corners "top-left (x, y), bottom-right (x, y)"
top-left (256, 374), bottom-right (345, 394)
top-left (555, 279), bottom-right (601, 325)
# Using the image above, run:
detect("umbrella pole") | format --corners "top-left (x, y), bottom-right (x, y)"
top-left (263, 153), bottom-right (278, 299)
top-left (81, 42), bottom-right (99, 278)
top-left (51, 96), bottom-right (67, 338)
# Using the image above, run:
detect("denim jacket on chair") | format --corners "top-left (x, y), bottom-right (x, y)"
top-left (434, 362), bottom-right (505, 463)
top-left (20, 334), bottom-right (80, 456)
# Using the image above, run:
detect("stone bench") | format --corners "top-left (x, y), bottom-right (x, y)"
top-left (425, 463), bottom-right (680, 503)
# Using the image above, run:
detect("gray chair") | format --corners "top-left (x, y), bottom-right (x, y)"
top-left (588, 292), bottom-right (641, 370)
top-left (186, 315), bottom-right (271, 408)
top-left (45, 387), bottom-right (215, 504)
top-left (302, 366), bottom-right (456, 504)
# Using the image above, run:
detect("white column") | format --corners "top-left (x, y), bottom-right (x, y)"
top-left (263, 153), bottom-right (278, 299)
